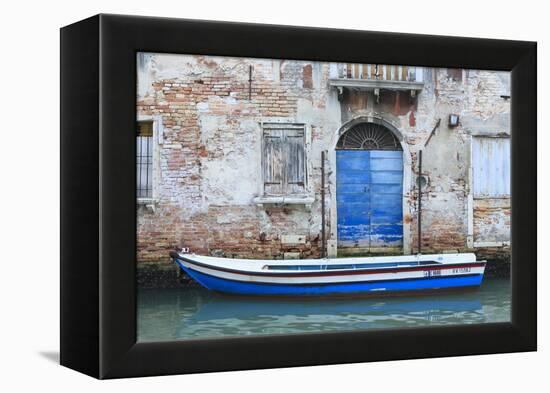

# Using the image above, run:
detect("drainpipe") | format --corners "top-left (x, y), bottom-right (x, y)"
top-left (417, 149), bottom-right (422, 254)
top-left (321, 151), bottom-right (326, 258)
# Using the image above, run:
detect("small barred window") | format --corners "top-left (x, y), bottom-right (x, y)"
top-left (137, 121), bottom-right (154, 199)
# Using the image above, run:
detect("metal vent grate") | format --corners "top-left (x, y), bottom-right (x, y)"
top-left (336, 123), bottom-right (402, 150)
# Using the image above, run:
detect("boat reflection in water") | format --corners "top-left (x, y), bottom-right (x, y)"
top-left (137, 279), bottom-right (510, 342)
top-left (175, 292), bottom-right (482, 338)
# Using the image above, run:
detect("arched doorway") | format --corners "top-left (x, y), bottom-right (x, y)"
top-left (336, 122), bottom-right (404, 254)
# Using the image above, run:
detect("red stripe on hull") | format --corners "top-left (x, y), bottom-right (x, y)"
top-left (179, 257), bottom-right (486, 279)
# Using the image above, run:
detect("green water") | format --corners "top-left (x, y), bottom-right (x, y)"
top-left (137, 278), bottom-right (511, 342)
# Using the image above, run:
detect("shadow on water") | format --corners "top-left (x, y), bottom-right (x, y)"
top-left (137, 278), bottom-right (510, 342)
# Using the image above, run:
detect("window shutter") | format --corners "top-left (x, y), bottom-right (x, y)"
top-left (263, 129), bottom-right (284, 194)
top-left (262, 123), bottom-right (307, 195)
top-left (284, 128), bottom-right (305, 194)
top-left (472, 137), bottom-right (510, 198)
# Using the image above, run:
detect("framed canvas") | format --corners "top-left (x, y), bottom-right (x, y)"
top-left (60, 14), bottom-right (536, 379)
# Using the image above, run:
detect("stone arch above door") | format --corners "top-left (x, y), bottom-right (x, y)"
top-left (336, 122), bottom-right (402, 151)
top-left (334, 115), bottom-right (406, 151)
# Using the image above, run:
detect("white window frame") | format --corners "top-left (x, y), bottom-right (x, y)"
top-left (472, 136), bottom-right (511, 199)
top-left (467, 135), bottom-right (511, 248)
top-left (137, 115), bottom-right (163, 206)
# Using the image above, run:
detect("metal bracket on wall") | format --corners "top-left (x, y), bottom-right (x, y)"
top-left (424, 118), bottom-right (441, 148)
top-left (337, 86), bottom-right (344, 101)
top-left (374, 88), bottom-right (380, 103)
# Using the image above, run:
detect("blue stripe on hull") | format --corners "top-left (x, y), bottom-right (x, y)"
top-left (176, 262), bottom-right (483, 296)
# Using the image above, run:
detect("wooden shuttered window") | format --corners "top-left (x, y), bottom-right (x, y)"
top-left (262, 124), bottom-right (306, 195)
top-left (263, 129), bottom-right (284, 194)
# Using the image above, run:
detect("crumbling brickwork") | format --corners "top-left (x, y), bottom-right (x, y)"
top-left (137, 55), bottom-right (334, 266)
top-left (136, 53), bottom-right (511, 275)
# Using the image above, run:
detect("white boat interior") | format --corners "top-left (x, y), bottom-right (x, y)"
top-left (176, 252), bottom-right (478, 273)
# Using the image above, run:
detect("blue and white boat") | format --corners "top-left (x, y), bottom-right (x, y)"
top-left (170, 250), bottom-right (486, 297)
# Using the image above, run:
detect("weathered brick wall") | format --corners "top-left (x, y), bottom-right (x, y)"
top-left (137, 55), bottom-right (335, 267)
top-left (137, 54), bottom-right (511, 271)
top-left (339, 67), bottom-right (510, 253)
top-left (474, 198), bottom-right (511, 242)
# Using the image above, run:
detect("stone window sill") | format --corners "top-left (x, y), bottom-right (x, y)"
top-left (137, 198), bottom-right (158, 212)
top-left (253, 195), bottom-right (315, 208)
top-left (473, 196), bottom-right (511, 200)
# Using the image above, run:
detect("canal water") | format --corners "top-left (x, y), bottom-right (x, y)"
top-left (137, 278), bottom-right (511, 342)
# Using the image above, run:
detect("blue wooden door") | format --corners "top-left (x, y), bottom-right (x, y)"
top-left (336, 150), bottom-right (403, 251)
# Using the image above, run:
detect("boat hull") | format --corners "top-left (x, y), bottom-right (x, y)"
top-left (178, 263), bottom-right (483, 296)
top-left (172, 254), bottom-right (485, 297)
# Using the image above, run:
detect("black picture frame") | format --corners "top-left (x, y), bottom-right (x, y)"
top-left (60, 14), bottom-right (536, 379)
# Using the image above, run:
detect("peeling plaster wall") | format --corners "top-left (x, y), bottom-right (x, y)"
top-left (136, 53), bottom-right (510, 266)
top-left (335, 68), bottom-right (510, 255)
top-left (473, 198), bottom-right (511, 243)
top-left (137, 53), bottom-right (341, 265)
